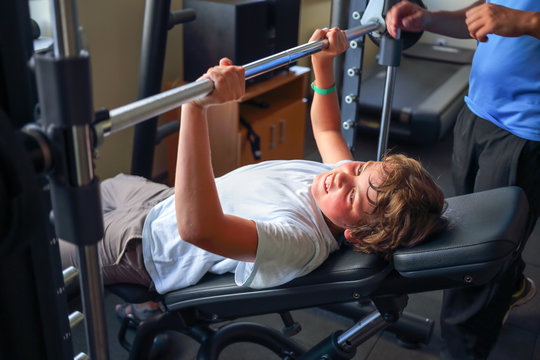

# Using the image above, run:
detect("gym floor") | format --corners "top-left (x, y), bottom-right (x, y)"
top-left (69, 106), bottom-right (540, 359)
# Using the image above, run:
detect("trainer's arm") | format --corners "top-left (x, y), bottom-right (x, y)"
top-left (465, 2), bottom-right (540, 41)
top-left (386, 0), bottom-right (484, 39)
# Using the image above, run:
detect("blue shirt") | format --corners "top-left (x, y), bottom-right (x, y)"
top-left (465, 0), bottom-right (540, 141)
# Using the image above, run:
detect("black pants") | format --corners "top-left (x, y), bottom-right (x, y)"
top-left (441, 105), bottom-right (540, 359)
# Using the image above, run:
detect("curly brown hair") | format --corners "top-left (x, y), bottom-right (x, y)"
top-left (345, 154), bottom-right (448, 260)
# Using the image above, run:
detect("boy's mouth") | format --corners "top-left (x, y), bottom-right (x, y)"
top-left (324, 174), bottom-right (332, 193)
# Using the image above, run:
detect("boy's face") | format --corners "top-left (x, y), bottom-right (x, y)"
top-left (311, 161), bottom-right (386, 230)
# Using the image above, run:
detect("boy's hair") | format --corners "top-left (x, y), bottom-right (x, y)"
top-left (346, 153), bottom-right (448, 260)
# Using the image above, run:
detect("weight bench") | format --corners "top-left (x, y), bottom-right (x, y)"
top-left (108, 186), bottom-right (528, 360)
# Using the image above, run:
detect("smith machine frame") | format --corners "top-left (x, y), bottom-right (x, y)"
top-left (0, 0), bottom-right (412, 358)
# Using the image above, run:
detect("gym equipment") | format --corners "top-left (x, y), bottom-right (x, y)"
top-left (130, 2), bottom-right (196, 178)
top-left (0, 1), bottom-right (77, 359)
top-left (182, 0), bottom-right (302, 84)
top-left (92, 21), bottom-right (382, 142)
top-left (356, 55), bottom-right (471, 145)
top-left (338, 0), bottom-right (426, 159)
top-left (110, 186), bottom-right (527, 359)
top-left (95, 0), bottom-right (427, 148)
top-left (1, 0), bottom-right (529, 359)
top-left (128, 0), bottom-right (425, 178)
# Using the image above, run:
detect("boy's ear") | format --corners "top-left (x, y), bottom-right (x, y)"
top-left (344, 228), bottom-right (358, 242)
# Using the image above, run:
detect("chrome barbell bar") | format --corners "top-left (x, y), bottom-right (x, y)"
top-left (96, 22), bottom-right (382, 140)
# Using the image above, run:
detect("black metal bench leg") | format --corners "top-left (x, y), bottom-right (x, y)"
top-left (126, 312), bottom-right (186, 360)
top-left (323, 302), bottom-right (434, 348)
top-left (299, 310), bottom-right (389, 360)
top-left (197, 322), bottom-right (307, 360)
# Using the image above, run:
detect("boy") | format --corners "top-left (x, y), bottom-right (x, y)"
top-left (60, 28), bottom-right (447, 320)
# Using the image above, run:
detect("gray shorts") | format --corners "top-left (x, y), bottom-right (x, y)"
top-left (59, 174), bottom-right (174, 290)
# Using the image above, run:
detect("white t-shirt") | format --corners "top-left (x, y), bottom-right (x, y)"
top-left (142, 159), bottom-right (341, 294)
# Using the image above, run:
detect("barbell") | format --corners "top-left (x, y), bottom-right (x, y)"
top-left (96, 22), bottom-right (382, 140)
top-left (95, 2), bottom-right (425, 144)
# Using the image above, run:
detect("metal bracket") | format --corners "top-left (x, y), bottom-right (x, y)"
top-left (361, 0), bottom-right (386, 38)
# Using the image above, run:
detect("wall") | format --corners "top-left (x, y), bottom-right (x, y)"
top-left (298, 0), bottom-right (333, 60)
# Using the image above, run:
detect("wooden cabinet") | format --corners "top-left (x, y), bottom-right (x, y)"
top-left (237, 66), bottom-right (309, 168)
top-left (239, 100), bottom-right (306, 165)
top-left (165, 65), bottom-right (310, 180)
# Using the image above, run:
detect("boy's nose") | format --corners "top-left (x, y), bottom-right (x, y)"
top-left (335, 172), bottom-right (350, 188)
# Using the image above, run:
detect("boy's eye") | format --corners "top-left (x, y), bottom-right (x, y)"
top-left (350, 189), bottom-right (355, 202)
top-left (357, 166), bottom-right (363, 175)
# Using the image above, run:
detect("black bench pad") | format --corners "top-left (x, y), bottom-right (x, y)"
top-left (159, 187), bottom-right (526, 318)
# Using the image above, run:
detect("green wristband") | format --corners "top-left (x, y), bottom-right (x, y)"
top-left (311, 82), bottom-right (336, 95)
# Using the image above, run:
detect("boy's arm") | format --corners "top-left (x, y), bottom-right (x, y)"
top-left (309, 28), bottom-right (354, 164)
top-left (175, 59), bottom-right (258, 262)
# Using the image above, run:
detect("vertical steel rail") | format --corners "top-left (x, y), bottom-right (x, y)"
top-left (130, 5), bottom-right (195, 178)
top-left (376, 66), bottom-right (397, 160)
top-left (48, 0), bottom-right (109, 358)
top-left (130, 0), bottom-right (172, 178)
top-left (330, 0), bottom-right (352, 99)
top-left (50, 0), bottom-right (79, 58)
top-left (376, 29), bottom-right (401, 161)
top-left (339, 0), bottom-right (369, 154)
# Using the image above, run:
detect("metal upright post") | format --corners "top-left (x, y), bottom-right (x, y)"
top-left (338, 0), bottom-right (405, 159)
top-left (339, 0), bottom-right (369, 154)
top-left (375, 0), bottom-right (403, 160)
top-left (330, 0), bottom-right (352, 99)
top-left (130, 1), bottom-right (196, 178)
top-left (34, 0), bottom-right (109, 358)
top-left (376, 29), bottom-right (401, 160)
top-left (131, 0), bottom-right (172, 178)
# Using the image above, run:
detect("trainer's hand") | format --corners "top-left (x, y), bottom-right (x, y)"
top-left (465, 3), bottom-right (535, 42)
top-left (385, 0), bottom-right (430, 39)
top-left (193, 58), bottom-right (245, 108)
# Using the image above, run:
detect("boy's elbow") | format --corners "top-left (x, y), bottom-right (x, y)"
top-left (177, 223), bottom-right (210, 247)
top-left (176, 210), bottom-right (226, 249)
